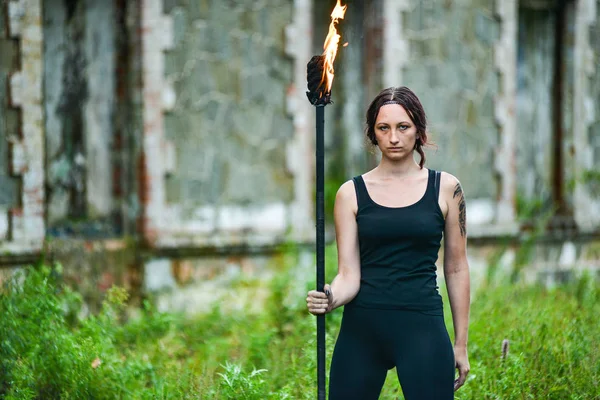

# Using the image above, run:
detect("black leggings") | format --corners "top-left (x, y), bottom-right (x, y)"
top-left (329, 306), bottom-right (455, 400)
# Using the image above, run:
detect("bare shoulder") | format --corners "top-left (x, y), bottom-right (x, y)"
top-left (335, 179), bottom-right (358, 214)
top-left (439, 171), bottom-right (464, 199)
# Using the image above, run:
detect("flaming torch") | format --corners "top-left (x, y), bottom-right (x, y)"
top-left (306, 1), bottom-right (347, 399)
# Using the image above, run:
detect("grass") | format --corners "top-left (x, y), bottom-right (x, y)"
top-left (1, 253), bottom-right (599, 399)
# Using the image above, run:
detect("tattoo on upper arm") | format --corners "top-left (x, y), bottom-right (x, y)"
top-left (453, 183), bottom-right (467, 237)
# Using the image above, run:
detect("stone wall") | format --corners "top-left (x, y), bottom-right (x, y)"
top-left (0, 6), bottom-right (20, 239)
top-left (134, 0), bottom-right (309, 249)
top-left (0, 0), bottom-right (45, 253)
top-left (1, 0), bottom-right (599, 315)
top-left (43, 0), bottom-right (119, 232)
top-left (515, 7), bottom-right (556, 206)
top-left (589, 2), bottom-right (600, 194)
top-left (515, 2), bottom-right (577, 218)
top-left (573, 0), bottom-right (600, 231)
top-left (162, 0), bottom-right (295, 209)
top-left (401, 0), bottom-right (500, 203)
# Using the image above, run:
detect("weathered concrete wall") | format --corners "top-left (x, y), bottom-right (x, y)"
top-left (138, 0), bottom-right (312, 249)
top-left (144, 252), bottom-right (292, 314)
top-left (113, 0), bottom-right (145, 237)
top-left (0, 6), bottom-right (20, 240)
top-left (0, 0), bottom-right (46, 253)
top-left (562, 2), bottom-right (576, 215)
top-left (401, 0), bottom-right (499, 202)
top-left (460, 238), bottom-right (600, 291)
top-left (0, 239), bottom-right (141, 314)
top-left (592, 4), bottom-right (600, 176)
top-left (43, 0), bottom-right (117, 228)
top-left (1, 0), bottom-right (600, 316)
top-left (46, 239), bottom-right (142, 313)
top-left (394, 0), bottom-right (502, 232)
top-left (142, 237), bottom-right (600, 315)
top-left (573, 0), bottom-right (600, 231)
top-left (586, 2), bottom-right (600, 202)
top-left (336, 1), bottom-right (371, 179)
top-left (515, 3), bottom-right (577, 220)
top-left (162, 0), bottom-right (295, 208)
top-left (515, 7), bottom-right (556, 205)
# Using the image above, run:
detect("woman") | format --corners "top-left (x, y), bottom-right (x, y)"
top-left (306, 86), bottom-right (470, 400)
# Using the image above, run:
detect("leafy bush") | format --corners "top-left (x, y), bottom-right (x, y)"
top-left (0, 265), bottom-right (194, 399)
top-left (1, 259), bottom-right (599, 399)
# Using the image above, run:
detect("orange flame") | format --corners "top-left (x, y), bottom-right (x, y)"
top-left (321, 0), bottom-right (347, 93)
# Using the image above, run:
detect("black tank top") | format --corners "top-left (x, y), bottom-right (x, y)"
top-left (348, 169), bottom-right (444, 313)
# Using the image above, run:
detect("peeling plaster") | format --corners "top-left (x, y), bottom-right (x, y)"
top-left (140, 0), bottom-right (174, 244)
top-left (284, 0), bottom-right (314, 243)
top-left (382, 0), bottom-right (410, 87)
top-left (493, 0), bottom-right (518, 227)
top-left (573, 0), bottom-right (600, 231)
top-left (0, 0), bottom-right (45, 254)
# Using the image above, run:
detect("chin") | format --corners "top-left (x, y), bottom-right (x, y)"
top-left (385, 152), bottom-right (407, 160)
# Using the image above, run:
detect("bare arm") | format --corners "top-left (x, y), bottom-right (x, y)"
top-left (307, 180), bottom-right (361, 314)
top-left (440, 172), bottom-right (471, 390)
top-left (328, 180), bottom-right (361, 310)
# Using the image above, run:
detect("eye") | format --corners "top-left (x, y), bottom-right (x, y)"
top-left (378, 125), bottom-right (389, 131)
top-left (399, 125), bottom-right (409, 131)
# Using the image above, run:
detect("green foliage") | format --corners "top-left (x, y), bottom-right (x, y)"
top-left (216, 362), bottom-right (268, 399)
top-left (455, 279), bottom-right (600, 400)
top-left (1, 261), bottom-right (599, 399)
top-left (512, 195), bottom-right (557, 283)
top-left (0, 266), bottom-right (194, 399)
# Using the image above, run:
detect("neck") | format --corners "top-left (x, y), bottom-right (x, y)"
top-left (375, 153), bottom-right (421, 178)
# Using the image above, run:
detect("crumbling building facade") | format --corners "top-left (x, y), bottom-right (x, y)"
top-left (1, 0), bottom-right (599, 311)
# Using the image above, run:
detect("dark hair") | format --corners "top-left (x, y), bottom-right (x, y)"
top-left (365, 86), bottom-right (430, 169)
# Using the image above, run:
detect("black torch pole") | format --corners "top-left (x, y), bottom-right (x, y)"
top-left (306, 54), bottom-right (331, 400)
top-left (315, 104), bottom-right (326, 400)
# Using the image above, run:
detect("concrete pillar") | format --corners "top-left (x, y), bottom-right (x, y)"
top-left (493, 0), bottom-right (518, 227)
top-left (382, 0), bottom-right (410, 88)
top-left (285, 0), bottom-right (314, 242)
top-left (573, 0), bottom-right (599, 232)
top-left (1, 0), bottom-right (45, 253)
top-left (140, 0), bottom-right (174, 245)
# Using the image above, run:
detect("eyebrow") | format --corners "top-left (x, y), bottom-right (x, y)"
top-left (377, 121), bottom-right (411, 125)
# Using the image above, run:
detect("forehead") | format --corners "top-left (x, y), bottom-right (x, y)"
top-left (375, 104), bottom-right (412, 123)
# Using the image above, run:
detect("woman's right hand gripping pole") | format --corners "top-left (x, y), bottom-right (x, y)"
top-left (307, 284), bottom-right (333, 315)
top-left (305, 180), bottom-right (361, 316)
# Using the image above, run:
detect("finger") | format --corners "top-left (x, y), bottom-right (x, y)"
top-left (307, 297), bottom-right (329, 305)
top-left (307, 291), bottom-right (328, 299)
top-left (460, 367), bottom-right (469, 383)
top-left (306, 298), bottom-right (329, 307)
top-left (453, 369), bottom-right (468, 391)
top-left (454, 377), bottom-right (465, 391)
top-left (307, 304), bottom-right (329, 313)
top-left (308, 306), bottom-right (328, 315)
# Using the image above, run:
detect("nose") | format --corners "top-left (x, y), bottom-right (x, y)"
top-left (389, 129), bottom-right (400, 145)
